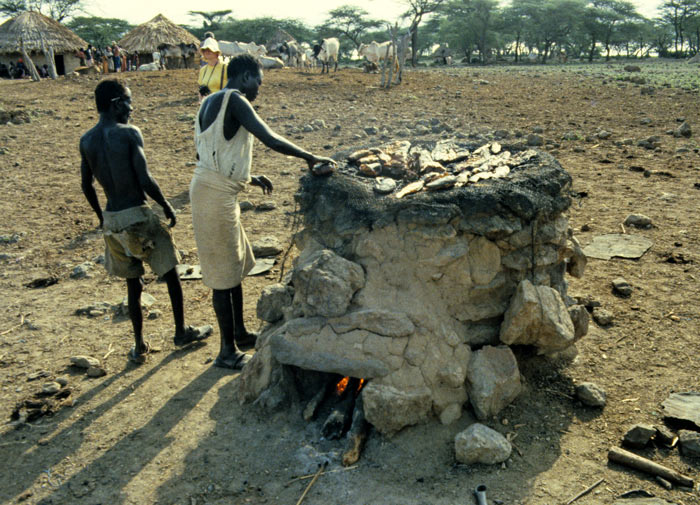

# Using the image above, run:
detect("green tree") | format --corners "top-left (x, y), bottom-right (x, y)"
top-left (67, 17), bottom-right (132, 49)
top-left (402, 0), bottom-right (447, 65)
top-left (501, 1), bottom-right (530, 62)
top-left (320, 6), bottom-right (382, 48)
top-left (437, 0), bottom-right (499, 62)
top-left (0, 0), bottom-right (82, 21)
top-left (215, 17), bottom-right (314, 46)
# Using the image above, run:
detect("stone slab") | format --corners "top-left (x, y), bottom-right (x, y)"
top-left (661, 392), bottom-right (700, 429)
top-left (582, 234), bottom-right (653, 260)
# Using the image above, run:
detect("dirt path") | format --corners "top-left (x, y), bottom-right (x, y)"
top-left (0, 62), bottom-right (699, 505)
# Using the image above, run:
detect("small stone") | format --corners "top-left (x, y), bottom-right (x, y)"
top-left (592, 307), bottom-right (613, 326)
top-left (70, 261), bottom-right (94, 279)
top-left (364, 126), bottom-right (378, 135)
top-left (675, 121), bottom-right (692, 138)
top-left (27, 370), bottom-right (50, 381)
top-left (612, 277), bottom-right (632, 297)
top-left (42, 382), bottom-right (62, 394)
top-left (239, 200), bottom-right (254, 212)
top-left (576, 382), bottom-right (606, 407)
top-left (256, 201), bottom-right (277, 211)
top-left (425, 175), bottom-right (457, 191)
top-left (527, 134), bottom-right (544, 146)
top-left (87, 366), bottom-right (107, 378)
top-left (147, 309), bottom-right (162, 320)
top-left (623, 424), bottom-right (656, 448)
top-left (597, 130), bottom-right (612, 140)
top-left (455, 423), bottom-right (512, 465)
top-left (655, 425), bottom-right (677, 446)
top-left (55, 376), bottom-right (69, 387)
top-left (93, 254), bottom-right (105, 264)
top-left (302, 124), bottom-right (314, 133)
top-left (624, 214), bottom-right (652, 228)
top-left (70, 355), bottom-right (100, 369)
top-left (252, 236), bottom-right (284, 257)
top-left (374, 177), bottom-right (397, 195)
top-left (678, 430), bottom-right (700, 456)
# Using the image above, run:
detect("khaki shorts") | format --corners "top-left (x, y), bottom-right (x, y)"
top-left (103, 206), bottom-right (180, 279)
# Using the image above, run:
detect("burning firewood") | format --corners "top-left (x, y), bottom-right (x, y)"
top-left (342, 396), bottom-right (369, 467)
top-left (321, 377), bottom-right (360, 440)
top-left (303, 379), bottom-right (335, 421)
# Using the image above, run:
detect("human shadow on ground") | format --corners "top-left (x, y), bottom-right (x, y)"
top-left (0, 343), bottom-right (206, 504)
top-left (151, 351), bottom-right (579, 505)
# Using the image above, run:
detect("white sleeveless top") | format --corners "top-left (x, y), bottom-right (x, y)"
top-left (194, 88), bottom-right (254, 183)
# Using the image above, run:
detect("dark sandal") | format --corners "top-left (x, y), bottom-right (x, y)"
top-left (174, 325), bottom-right (213, 346)
top-left (235, 331), bottom-right (258, 350)
top-left (213, 353), bottom-right (252, 370)
top-left (128, 341), bottom-right (154, 364)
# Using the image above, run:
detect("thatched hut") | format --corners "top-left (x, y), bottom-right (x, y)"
top-left (265, 28), bottom-right (296, 54)
top-left (0, 11), bottom-right (87, 75)
top-left (118, 14), bottom-right (199, 66)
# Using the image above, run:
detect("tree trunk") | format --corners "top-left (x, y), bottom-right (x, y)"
top-left (40, 34), bottom-right (58, 79)
top-left (410, 19), bottom-right (420, 67)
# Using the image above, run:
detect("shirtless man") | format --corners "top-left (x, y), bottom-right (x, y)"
top-left (190, 54), bottom-right (335, 370)
top-left (80, 79), bottom-right (211, 363)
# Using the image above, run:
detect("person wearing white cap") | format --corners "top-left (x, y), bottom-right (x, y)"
top-left (197, 38), bottom-right (227, 100)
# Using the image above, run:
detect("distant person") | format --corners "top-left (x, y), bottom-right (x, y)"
top-left (112, 42), bottom-right (122, 73)
top-left (105, 47), bottom-right (113, 73)
top-left (38, 64), bottom-right (49, 78)
top-left (197, 38), bottom-right (226, 100)
top-left (80, 79), bottom-right (212, 363)
top-left (86, 44), bottom-right (94, 66)
top-left (190, 54), bottom-right (335, 370)
top-left (77, 48), bottom-right (86, 66)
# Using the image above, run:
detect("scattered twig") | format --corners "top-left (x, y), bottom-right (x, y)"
top-left (620, 223), bottom-right (626, 234)
top-left (295, 461), bottom-right (327, 505)
top-left (0, 313), bottom-right (29, 336)
top-left (543, 388), bottom-right (574, 400)
top-left (102, 343), bottom-right (114, 360)
top-left (563, 478), bottom-right (604, 505)
top-left (287, 465), bottom-right (358, 484)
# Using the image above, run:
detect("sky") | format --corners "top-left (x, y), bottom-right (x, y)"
top-left (69, 0), bottom-right (664, 27)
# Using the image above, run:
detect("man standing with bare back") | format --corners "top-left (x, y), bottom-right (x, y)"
top-left (80, 79), bottom-right (211, 363)
top-left (191, 54), bottom-right (334, 370)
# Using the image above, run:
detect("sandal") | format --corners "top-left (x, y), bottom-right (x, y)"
top-left (128, 341), bottom-right (155, 364)
top-left (213, 353), bottom-right (252, 371)
top-left (235, 331), bottom-right (258, 350)
top-left (174, 325), bottom-right (213, 346)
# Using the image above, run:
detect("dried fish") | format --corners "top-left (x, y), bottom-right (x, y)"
top-left (395, 180), bottom-right (425, 199)
top-left (348, 149), bottom-right (373, 162)
top-left (359, 163), bottom-right (381, 177)
top-left (426, 175), bottom-right (457, 191)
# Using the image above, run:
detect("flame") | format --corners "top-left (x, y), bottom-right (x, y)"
top-left (335, 376), bottom-right (350, 395)
top-left (357, 379), bottom-right (366, 392)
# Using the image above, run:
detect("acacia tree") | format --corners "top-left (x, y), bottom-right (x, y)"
top-left (403, 0), bottom-right (446, 65)
top-left (67, 16), bottom-right (132, 49)
top-left (437, 0), bottom-right (499, 62)
top-left (320, 6), bottom-right (382, 48)
top-left (0, 0), bottom-right (82, 21)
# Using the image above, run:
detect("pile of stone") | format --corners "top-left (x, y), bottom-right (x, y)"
top-left (338, 140), bottom-right (540, 198)
top-left (237, 141), bottom-right (588, 447)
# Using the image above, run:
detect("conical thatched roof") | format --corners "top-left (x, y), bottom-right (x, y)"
top-left (265, 28), bottom-right (296, 50)
top-left (118, 14), bottom-right (199, 53)
top-left (0, 11), bottom-right (87, 54)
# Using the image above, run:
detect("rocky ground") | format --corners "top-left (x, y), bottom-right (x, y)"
top-left (0, 61), bottom-right (699, 505)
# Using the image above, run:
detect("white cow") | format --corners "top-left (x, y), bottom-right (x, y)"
top-left (218, 40), bottom-right (267, 59)
top-left (138, 62), bottom-right (161, 71)
top-left (358, 41), bottom-right (395, 65)
top-left (314, 37), bottom-right (339, 73)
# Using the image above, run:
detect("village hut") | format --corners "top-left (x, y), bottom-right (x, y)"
top-left (0, 11), bottom-right (87, 76)
top-left (118, 14), bottom-right (199, 66)
top-left (265, 28), bottom-right (296, 54)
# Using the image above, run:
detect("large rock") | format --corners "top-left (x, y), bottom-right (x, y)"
top-left (328, 309), bottom-right (415, 337)
top-left (252, 236), bottom-right (284, 257)
top-left (499, 280), bottom-right (576, 353)
top-left (575, 382), bottom-right (606, 407)
top-left (679, 430), bottom-right (700, 457)
top-left (466, 346), bottom-right (521, 420)
top-left (568, 305), bottom-right (590, 340)
top-left (454, 423), bottom-right (512, 464)
top-left (291, 249), bottom-right (365, 318)
top-left (257, 283), bottom-right (293, 323)
top-left (362, 383), bottom-right (432, 436)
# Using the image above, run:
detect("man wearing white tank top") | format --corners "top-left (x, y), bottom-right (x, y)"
top-left (191, 54), bottom-right (335, 370)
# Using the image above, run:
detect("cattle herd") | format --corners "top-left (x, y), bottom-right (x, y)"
top-left (138, 36), bottom-right (342, 73)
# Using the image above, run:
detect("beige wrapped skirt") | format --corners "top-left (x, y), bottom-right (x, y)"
top-left (190, 167), bottom-right (256, 290)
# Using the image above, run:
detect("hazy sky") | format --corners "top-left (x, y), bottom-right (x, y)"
top-left (0, 0), bottom-right (665, 27)
top-left (77, 0), bottom-right (664, 27)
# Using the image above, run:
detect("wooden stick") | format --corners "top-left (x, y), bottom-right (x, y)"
top-left (608, 447), bottom-right (694, 487)
top-left (296, 461), bottom-right (327, 505)
top-left (286, 465), bottom-right (358, 484)
top-left (342, 396), bottom-right (369, 466)
top-left (564, 478), bottom-right (604, 505)
top-left (103, 343), bottom-right (114, 360)
top-left (0, 313), bottom-right (28, 336)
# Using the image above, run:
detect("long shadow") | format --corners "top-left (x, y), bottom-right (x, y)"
top-left (150, 352), bottom-right (578, 505)
top-left (0, 343), bottom-right (205, 504)
top-left (31, 363), bottom-right (222, 505)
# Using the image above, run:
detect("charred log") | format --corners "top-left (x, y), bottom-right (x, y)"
top-left (342, 396), bottom-right (369, 466)
top-left (321, 378), bottom-right (360, 440)
top-left (303, 378), bottom-right (335, 421)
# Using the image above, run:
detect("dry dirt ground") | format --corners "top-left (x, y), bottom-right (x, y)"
top-left (0, 61), bottom-right (699, 505)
